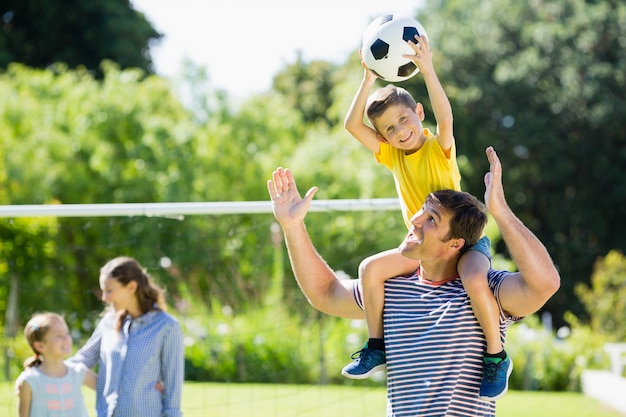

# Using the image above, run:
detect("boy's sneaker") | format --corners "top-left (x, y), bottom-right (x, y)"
top-left (341, 343), bottom-right (386, 379)
top-left (479, 355), bottom-right (513, 401)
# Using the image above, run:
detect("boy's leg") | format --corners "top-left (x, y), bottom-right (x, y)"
top-left (458, 237), bottom-right (513, 400)
top-left (460, 250), bottom-right (502, 354)
top-left (342, 249), bottom-right (419, 379)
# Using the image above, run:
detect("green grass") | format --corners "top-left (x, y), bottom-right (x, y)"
top-left (1, 382), bottom-right (624, 416)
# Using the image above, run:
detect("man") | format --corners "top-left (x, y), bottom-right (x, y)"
top-left (267, 146), bottom-right (560, 417)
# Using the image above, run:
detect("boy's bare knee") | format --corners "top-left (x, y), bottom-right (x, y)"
top-left (359, 259), bottom-right (374, 283)
top-left (461, 272), bottom-right (488, 293)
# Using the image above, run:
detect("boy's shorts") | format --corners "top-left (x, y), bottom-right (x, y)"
top-left (468, 235), bottom-right (492, 262)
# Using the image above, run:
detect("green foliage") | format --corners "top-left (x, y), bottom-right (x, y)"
top-left (505, 312), bottom-right (610, 392)
top-left (0, 0), bottom-right (625, 392)
top-left (0, 0), bottom-right (161, 77)
top-left (575, 250), bottom-right (626, 341)
top-left (181, 301), bottom-right (381, 386)
top-left (411, 0), bottom-right (626, 325)
top-left (0, 218), bottom-right (59, 327)
top-left (272, 55), bottom-right (340, 127)
top-left (0, 60), bottom-right (398, 334)
top-left (0, 63), bottom-right (287, 325)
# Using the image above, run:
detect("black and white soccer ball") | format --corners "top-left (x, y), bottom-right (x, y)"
top-left (361, 13), bottom-right (429, 82)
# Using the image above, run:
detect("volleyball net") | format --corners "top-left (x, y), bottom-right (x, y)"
top-left (0, 198), bottom-right (402, 416)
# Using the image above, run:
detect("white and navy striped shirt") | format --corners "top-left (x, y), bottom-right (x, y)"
top-left (71, 310), bottom-right (184, 417)
top-left (354, 269), bottom-right (519, 417)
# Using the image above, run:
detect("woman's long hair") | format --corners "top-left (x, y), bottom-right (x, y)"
top-left (99, 256), bottom-right (166, 331)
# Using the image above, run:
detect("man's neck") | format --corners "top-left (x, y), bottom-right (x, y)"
top-left (418, 258), bottom-right (459, 283)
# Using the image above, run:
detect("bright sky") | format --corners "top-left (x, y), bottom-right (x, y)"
top-left (130, 0), bottom-right (421, 98)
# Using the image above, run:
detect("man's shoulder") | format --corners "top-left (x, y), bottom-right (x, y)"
top-left (487, 269), bottom-right (515, 281)
top-left (487, 269), bottom-right (516, 297)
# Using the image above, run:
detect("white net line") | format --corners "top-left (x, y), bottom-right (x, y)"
top-left (0, 199), bottom-right (400, 218)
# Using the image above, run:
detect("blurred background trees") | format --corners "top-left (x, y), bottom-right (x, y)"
top-left (411, 0), bottom-right (626, 325)
top-left (0, 0), bottom-right (625, 385)
top-left (0, 0), bottom-right (160, 77)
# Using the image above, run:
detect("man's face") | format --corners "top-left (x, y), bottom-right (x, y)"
top-left (399, 200), bottom-right (454, 261)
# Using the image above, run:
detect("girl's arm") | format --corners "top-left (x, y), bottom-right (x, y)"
top-left (83, 368), bottom-right (97, 390)
top-left (16, 379), bottom-right (32, 417)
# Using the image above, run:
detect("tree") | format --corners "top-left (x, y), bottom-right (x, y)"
top-left (411, 0), bottom-right (626, 324)
top-left (0, 63), bottom-right (199, 323)
top-left (576, 250), bottom-right (626, 342)
top-left (0, 0), bottom-right (161, 77)
top-left (272, 53), bottom-right (339, 127)
top-left (0, 62), bottom-right (325, 326)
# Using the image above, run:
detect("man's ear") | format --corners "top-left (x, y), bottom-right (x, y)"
top-left (449, 237), bottom-right (466, 253)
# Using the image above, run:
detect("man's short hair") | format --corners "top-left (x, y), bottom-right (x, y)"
top-left (366, 85), bottom-right (418, 132)
top-left (427, 189), bottom-right (488, 251)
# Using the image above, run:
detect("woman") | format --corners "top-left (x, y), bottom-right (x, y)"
top-left (72, 256), bottom-right (184, 417)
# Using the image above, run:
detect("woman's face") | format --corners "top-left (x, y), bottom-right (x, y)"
top-left (100, 277), bottom-right (137, 312)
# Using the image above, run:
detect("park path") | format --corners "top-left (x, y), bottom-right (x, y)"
top-left (581, 370), bottom-right (626, 415)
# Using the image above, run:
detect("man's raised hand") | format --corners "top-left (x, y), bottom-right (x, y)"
top-left (267, 167), bottom-right (318, 228)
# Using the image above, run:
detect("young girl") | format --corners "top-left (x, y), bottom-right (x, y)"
top-left (15, 312), bottom-right (96, 417)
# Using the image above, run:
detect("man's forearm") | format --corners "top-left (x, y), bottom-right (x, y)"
top-left (281, 222), bottom-right (365, 320)
top-left (493, 206), bottom-right (560, 297)
top-left (283, 222), bottom-right (335, 306)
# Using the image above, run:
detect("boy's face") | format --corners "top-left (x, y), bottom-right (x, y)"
top-left (373, 103), bottom-right (426, 152)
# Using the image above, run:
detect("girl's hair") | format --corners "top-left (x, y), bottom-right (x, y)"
top-left (23, 312), bottom-right (65, 369)
top-left (99, 256), bottom-right (166, 331)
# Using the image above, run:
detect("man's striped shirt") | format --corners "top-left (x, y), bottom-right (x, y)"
top-left (353, 269), bottom-right (519, 416)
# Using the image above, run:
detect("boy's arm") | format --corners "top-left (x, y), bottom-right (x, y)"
top-left (406, 35), bottom-right (454, 155)
top-left (344, 61), bottom-right (382, 154)
top-left (483, 147), bottom-right (560, 317)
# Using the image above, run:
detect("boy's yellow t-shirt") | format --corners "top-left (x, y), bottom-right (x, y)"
top-left (375, 128), bottom-right (462, 229)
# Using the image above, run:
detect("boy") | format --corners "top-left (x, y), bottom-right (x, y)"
top-left (342, 34), bottom-right (511, 400)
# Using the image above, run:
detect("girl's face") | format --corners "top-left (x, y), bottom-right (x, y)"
top-left (36, 318), bottom-right (73, 360)
top-left (100, 277), bottom-right (137, 312)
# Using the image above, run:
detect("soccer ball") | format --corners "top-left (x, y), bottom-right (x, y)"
top-left (361, 13), bottom-right (428, 82)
